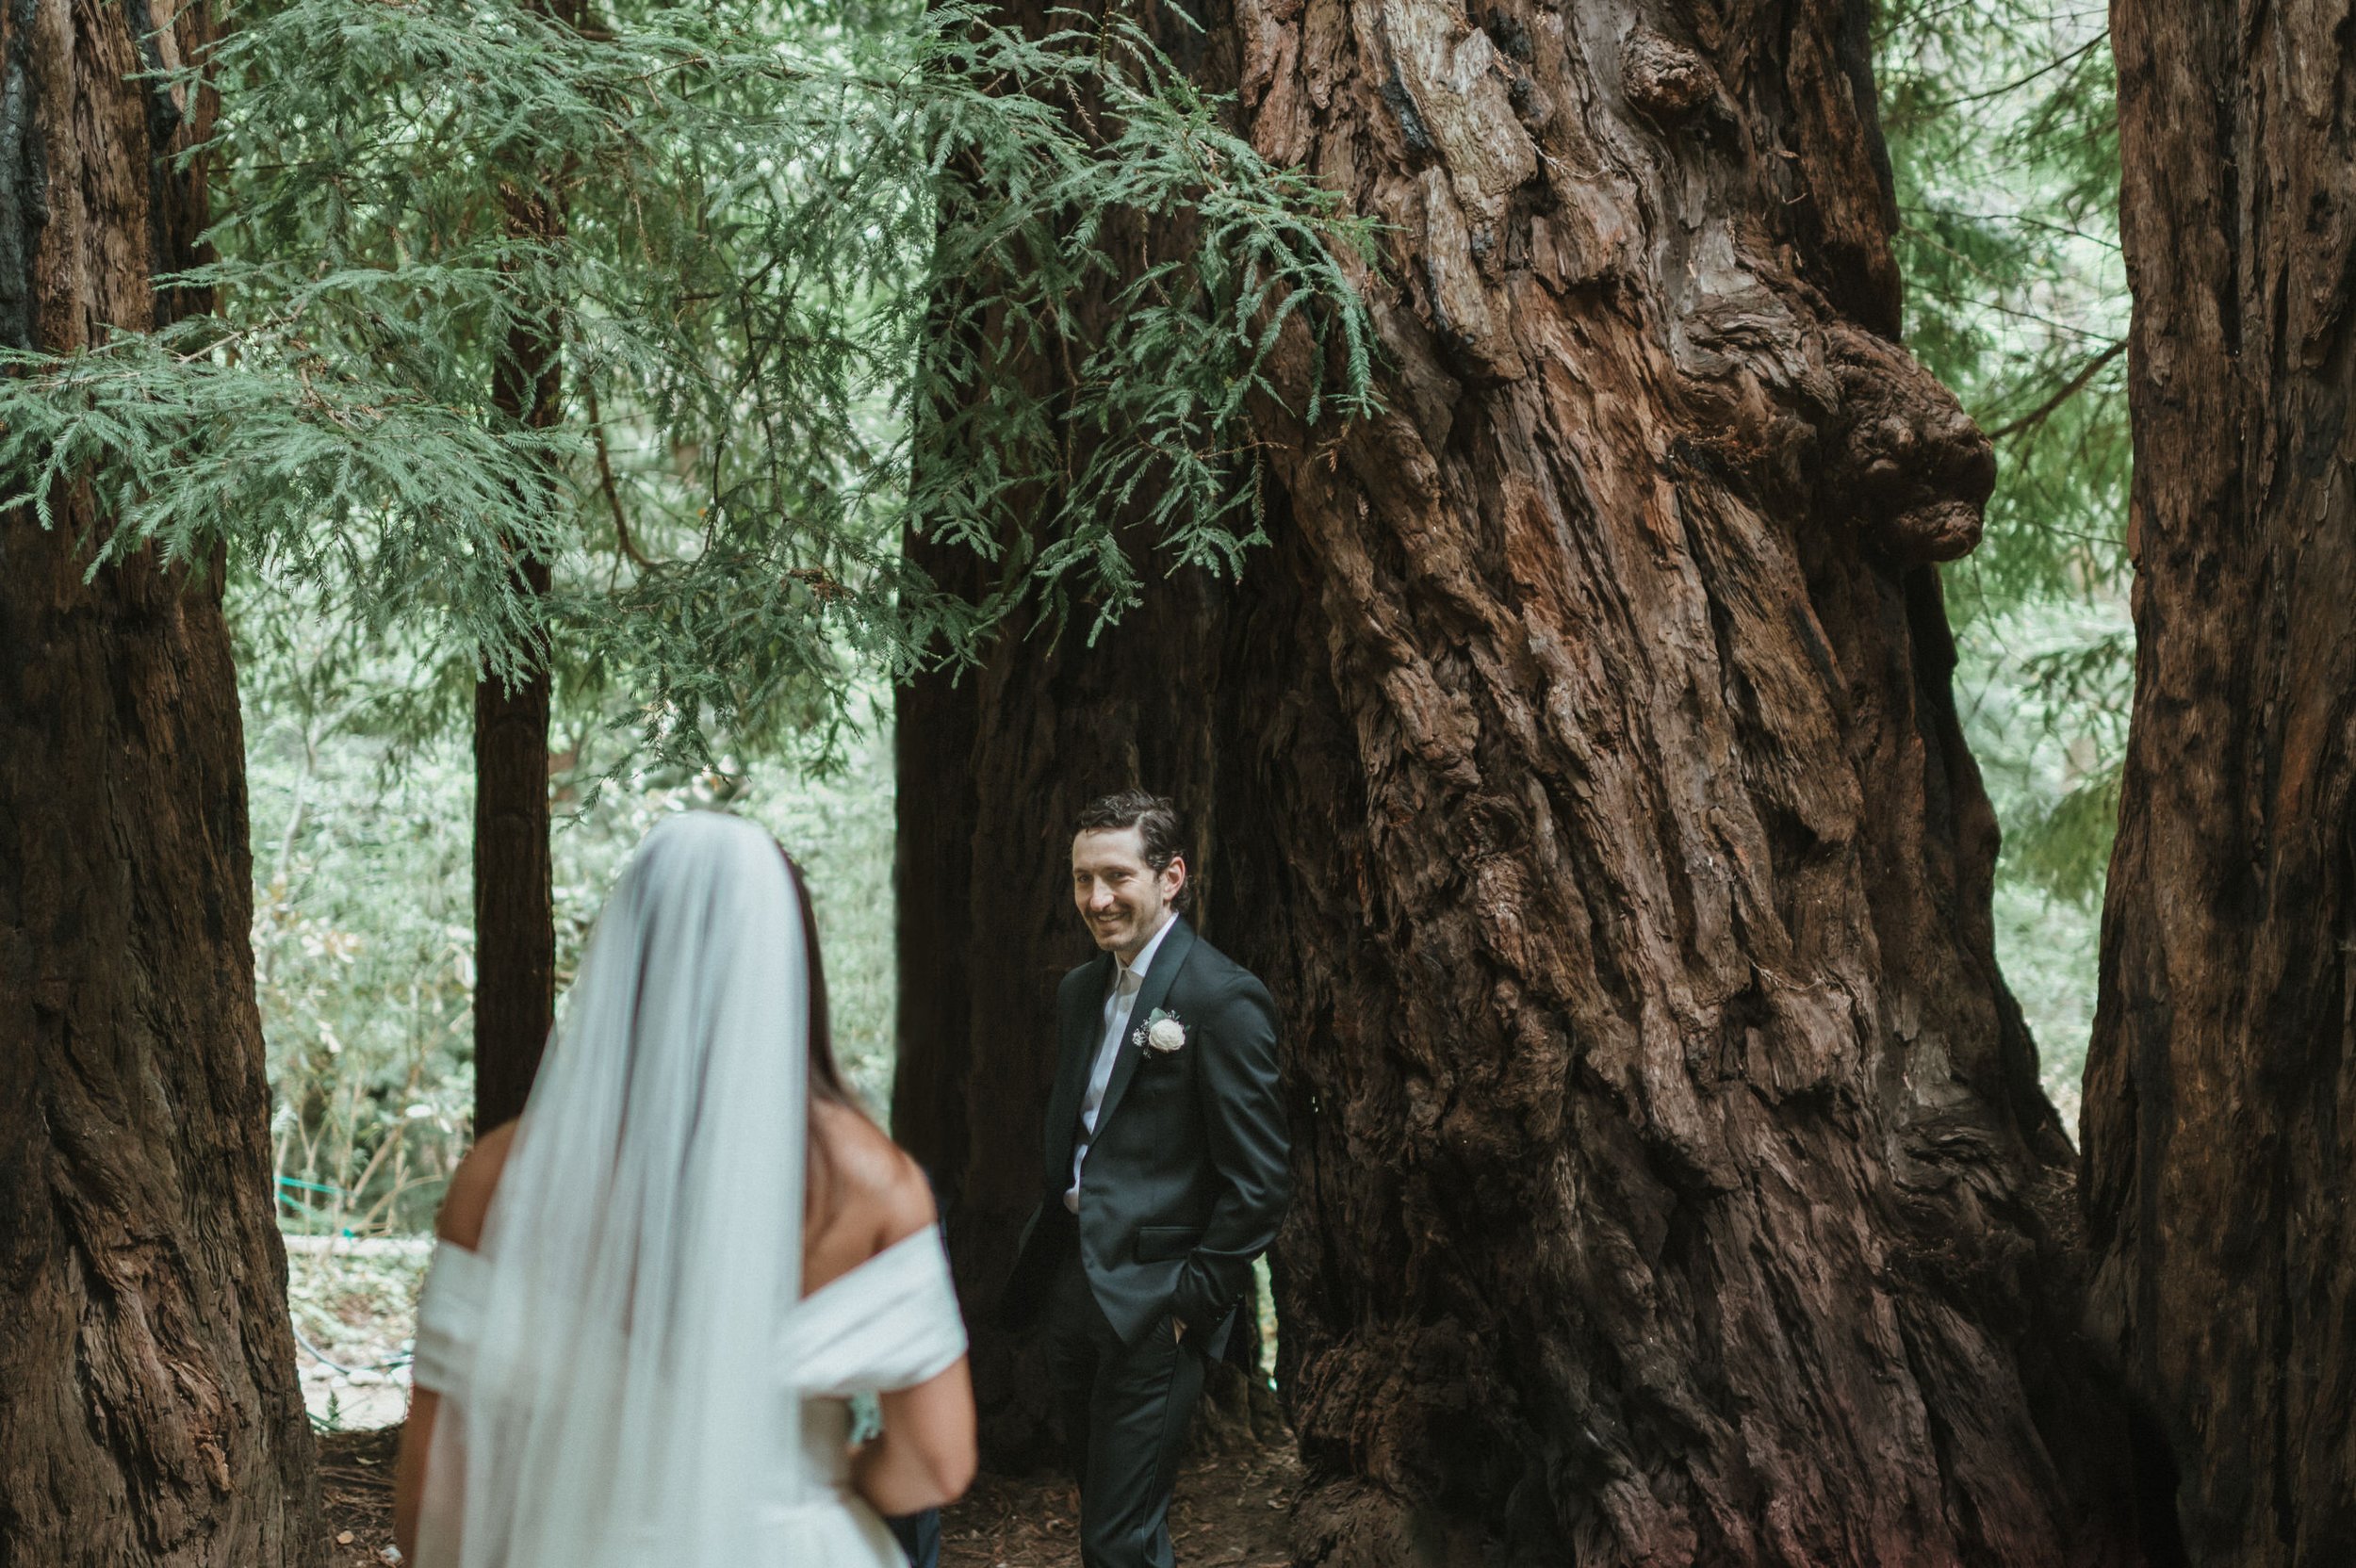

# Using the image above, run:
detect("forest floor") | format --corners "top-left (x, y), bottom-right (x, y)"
top-left (318, 1428), bottom-right (1297, 1567)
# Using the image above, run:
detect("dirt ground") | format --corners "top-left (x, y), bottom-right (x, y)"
top-left (934, 1444), bottom-right (1297, 1568)
top-left (318, 1428), bottom-right (402, 1567)
top-left (318, 1429), bottom-right (1297, 1567)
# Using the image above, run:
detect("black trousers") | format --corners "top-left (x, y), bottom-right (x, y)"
top-left (1042, 1234), bottom-right (1208, 1568)
top-left (885, 1507), bottom-right (939, 1568)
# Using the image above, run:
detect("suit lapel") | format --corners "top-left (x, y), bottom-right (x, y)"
top-left (1090, 917), bottom-right (1195, 1138)
top-left (1044, 951), bottom-right (1113, 1171)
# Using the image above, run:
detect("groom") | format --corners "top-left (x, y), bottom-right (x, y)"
top-left (1002, 790), bottom-right (1290, 1568)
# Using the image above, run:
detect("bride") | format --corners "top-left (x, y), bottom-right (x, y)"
top-left (390, 811), bottom-right (975, 1567)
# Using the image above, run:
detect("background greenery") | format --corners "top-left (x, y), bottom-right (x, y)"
top-left (249, 574), bottom-right (901, 1235)
top-left (1881, 0), bottom-right (2128, 1127)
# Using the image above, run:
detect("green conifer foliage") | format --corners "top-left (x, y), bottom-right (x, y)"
top-left (0, 0), bottom-right (1374, 766)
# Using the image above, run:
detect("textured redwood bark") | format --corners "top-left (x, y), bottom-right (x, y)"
top-left (0, 2), bottom-right (318, 1561)
top-left (2085, 2), bottom-right (2356, 1560)
top-left (1201, 0), bottom-right (2153, 1558)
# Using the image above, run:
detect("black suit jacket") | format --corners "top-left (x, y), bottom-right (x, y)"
top-left (1003, 917), bottom-right (1290, 1349)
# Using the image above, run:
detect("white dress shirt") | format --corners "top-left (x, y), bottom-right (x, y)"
top-left (1064, 910), bottom-right (1179, 1213)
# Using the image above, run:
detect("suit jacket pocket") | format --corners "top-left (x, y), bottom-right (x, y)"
top-left (1135, 1225), bottom-right (1203, 1263)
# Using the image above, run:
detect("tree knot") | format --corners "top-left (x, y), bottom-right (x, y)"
top-left (1824, 328), bottom-right (1994, 565)
top-left (1623, 30), bottom-right (1717, 122)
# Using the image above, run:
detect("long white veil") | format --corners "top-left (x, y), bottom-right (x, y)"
top-left (417, 810), bottom-right (809, 1567)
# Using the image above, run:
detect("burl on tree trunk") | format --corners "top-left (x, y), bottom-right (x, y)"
top-left (2086, 2), bottom-right (2356, 1561)
top-left (904, 0), bottom-right (2161, 1561)
top-left (0, 2), bottom-right (318, 1563)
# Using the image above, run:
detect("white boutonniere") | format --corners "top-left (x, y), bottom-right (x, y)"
top-left (1135, 1007), bottom-right (1187, 1054)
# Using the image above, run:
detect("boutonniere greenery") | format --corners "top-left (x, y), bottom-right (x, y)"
top-left (1135, 1007), bottom-right (1187, 1054)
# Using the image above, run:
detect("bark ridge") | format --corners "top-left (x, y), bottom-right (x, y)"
top-left (2090, 3), bottom-right (2356, 1561)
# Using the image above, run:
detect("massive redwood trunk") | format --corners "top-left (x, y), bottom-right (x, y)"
top-left (902, 0), bottom-right (2157, 1559)
top-left (1195, 0), bottom-right (2153, 1559)
top-left (0, 3), bottom-right (318, 1562)
top-left (2084, 3), bottom-right (2356, 1561)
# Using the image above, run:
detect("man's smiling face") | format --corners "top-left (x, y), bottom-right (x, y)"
top-left (1072, 825), bottom-right (1186, 961)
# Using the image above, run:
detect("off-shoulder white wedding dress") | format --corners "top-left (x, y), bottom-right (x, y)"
top-left (414, 1223), bottom-right (968, 1567)
top-left (404, 814), bottom-right (968, 1568)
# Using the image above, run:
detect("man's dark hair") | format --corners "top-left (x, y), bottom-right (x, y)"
top-left (1074, 789), bottom-right (1191, 907)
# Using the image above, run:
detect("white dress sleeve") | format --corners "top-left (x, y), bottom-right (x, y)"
top-left (783, 1228), bottom-right (969, 1396)
top-left (411, 1241), bottom-right (492, 1396)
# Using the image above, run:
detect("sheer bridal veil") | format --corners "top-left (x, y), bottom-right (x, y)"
top-left (417, 811), bottom-right (810, 1568)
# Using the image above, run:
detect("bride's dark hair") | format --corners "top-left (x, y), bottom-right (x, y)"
top-left (782, 851), bottom-right (865, 1225)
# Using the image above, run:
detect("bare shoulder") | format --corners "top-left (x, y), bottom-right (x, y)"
top-left (811, 1101), bottom-right (936, 1250)
top-left (436, 1119), bottom-right (519, 1250)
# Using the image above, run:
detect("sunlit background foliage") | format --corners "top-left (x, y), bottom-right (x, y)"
top-left (1881, 0), bottom-right (2127, 1125)
top-left (244, 577), bottom-right (902, 1235)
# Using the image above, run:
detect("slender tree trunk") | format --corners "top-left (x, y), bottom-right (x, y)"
top-left (2085, 3), bottom-right (2356, 1560)
top-left (471, 554), bottom-right (554, 1133)
top-left (470, 112), bottom-right (572, 1135)
top-left (904, 0), bottom-right (2163, 1559)
top-left (0, 2), bottom-right (318, 1561)
top-left (891, 572), bottom-right (980, 1195)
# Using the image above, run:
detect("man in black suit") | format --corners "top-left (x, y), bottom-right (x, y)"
top-left (1001, 790), bottom-right (1291, 1568)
